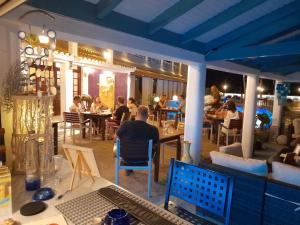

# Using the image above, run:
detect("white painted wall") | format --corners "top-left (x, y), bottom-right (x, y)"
top-left (184, 63), bottom-right (206, 165)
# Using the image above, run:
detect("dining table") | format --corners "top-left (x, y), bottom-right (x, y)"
top-left (11, 160), bottom-right (192, 225)
top-left (159, 108), bottom-right (181, 127)
top-left (82, 111), bottom-right (112, 140)
top-left (153, 124), bottom-right (184, 182)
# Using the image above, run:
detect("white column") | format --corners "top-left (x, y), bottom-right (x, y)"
top-left (60, 62), bottom-right (74, 112)
top-left (129, 74), bottom-right (135, 98)
top-left (142, 77), bottom-right (153, 105)
top-left (242, 75), bottom-right (258, 158)
top-left (184, 63), bottom-right (206, 165)
top-left (271, 80), bottom-right (283, 136)
top-left (163, 80), bottom-right (169, 96)
top-left (156, 79), bottom-right (164, 96)
top-left (168, 81), bottom-right (173, 98)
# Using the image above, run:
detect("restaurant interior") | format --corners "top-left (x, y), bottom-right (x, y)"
top-left (0, 0), bottom-right (300, 225)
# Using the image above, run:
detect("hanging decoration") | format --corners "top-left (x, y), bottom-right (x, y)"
top-left (17, 10), bottom-right (57, 96)
top-left (276, 83), bottom-right (290, 105)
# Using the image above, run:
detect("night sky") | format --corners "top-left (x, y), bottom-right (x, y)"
top-left (206, 69), bottom-right (300, 96)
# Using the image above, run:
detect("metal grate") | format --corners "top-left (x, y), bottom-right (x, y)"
top-left (169, 161), bottom-right (230, 217)
top-left (56, 185), bottom-right (192, 225)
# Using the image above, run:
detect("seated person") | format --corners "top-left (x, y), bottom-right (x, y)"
top-left (107, 96), bottom-right (129, 139)
top-left (90, 96), bottom-right (107, 113)
top-left (155, 94), bottom-right (167, 111)
top-left (177, 94), bottom-right (185, 114)
top-left (69, 95), bottom-right (84, 113)
top-left (116, 105), bottom-right (159, 175)
top-left (219, 100), bottom-right (242, 133)
top-left (127, 97), bottom-right (138, 119)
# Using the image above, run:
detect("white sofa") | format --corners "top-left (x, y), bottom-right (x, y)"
top-left (210, 151), bottom-right (268, 176)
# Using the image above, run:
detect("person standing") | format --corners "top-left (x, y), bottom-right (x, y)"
top-left (210, 85), bottom-right (222, 110)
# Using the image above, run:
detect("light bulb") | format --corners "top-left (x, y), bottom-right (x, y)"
top-left (103, 51), bottom-right (112, 60)
top-left (154, 96), bottom-right (160, 103)
top-left (172, 95), bottom-right (178, 101)
top-left (38, 34), bottom-right (49, 44)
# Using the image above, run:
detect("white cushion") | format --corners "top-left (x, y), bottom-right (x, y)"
top-left (272, 162), bottom-right (300, 186)
top-left (210, 151), bottom-right (268, 176)
top-left (219, 142), bottom-right (243, 157)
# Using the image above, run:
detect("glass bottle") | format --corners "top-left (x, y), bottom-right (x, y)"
top-left (25, 131), bottom-right (40, 191)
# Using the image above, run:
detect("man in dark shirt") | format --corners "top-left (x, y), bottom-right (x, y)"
top-left (107, 96), bottom-right (129, 139)
top-left (114, 96), bottom-right (130, 122)
top-left (117, 105), bottom-right (159, 175)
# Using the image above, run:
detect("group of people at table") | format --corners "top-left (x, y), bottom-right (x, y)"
top-left (204, 85), bottom-right (243, 142)
top-left (67, 94), bottom-right (185, 176)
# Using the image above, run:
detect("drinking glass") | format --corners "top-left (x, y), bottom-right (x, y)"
top-left (53, 155), bottom-right (63, 185)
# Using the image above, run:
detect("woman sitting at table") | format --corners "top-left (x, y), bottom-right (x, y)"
top-left (127, 97), bottom-right (138, 119)
top-left (90, 96), bottom-right (107, 113)
top-left (219, 100), bottom-right (242, 133)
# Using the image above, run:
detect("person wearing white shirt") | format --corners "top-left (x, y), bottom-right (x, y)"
top-left (69, 96), bottom-right (84, 113)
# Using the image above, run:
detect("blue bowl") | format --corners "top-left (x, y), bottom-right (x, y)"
top-left (32, 187), bottom-right (55, 201)
top-left (102, 209), bottom-right (130, 225)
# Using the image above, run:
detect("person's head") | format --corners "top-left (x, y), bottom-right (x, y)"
top-left (128, 97), bottom-right (136, 105)
top-left (211, 85), bottom-right (218, 93)
top-left (73, 96), bottom-right (81, 104)
top-left (226, 100), bottom-right (236, 112)
top-left (117, 96), bottom-right (125, 105)
top-left (136, 105), bottom-right (149, 122)
top-left (161, 94), bottom-right (167, 101)
top-left (179, 94), bottom-right (185, 101)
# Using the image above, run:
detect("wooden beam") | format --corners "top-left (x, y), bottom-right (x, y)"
top-left (222, 12), bottom-right (300, 48)
top-left (182, 0), bottom-right (267, 44)
top-left (261, 64), bottom-right (300, 74)
top-left (97, 0), bottom-right (122, 19)
top-left (206, 41), bottom-right (300, 61)
top-left (0, 0), bottom-right (26, 16)
top-left (205, 1), bottom-right (300, 51)
top-left (149, 0), bottom-right (204, 34)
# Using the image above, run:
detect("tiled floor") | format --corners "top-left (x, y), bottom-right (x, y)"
top-left (59, 130), bottom-right (218, 204)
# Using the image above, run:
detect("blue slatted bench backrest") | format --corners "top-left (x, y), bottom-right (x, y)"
top-left (165, 159), bottom-right (234, 223)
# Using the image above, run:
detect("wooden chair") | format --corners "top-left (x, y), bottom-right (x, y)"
top-left (63, 112), bottom-right (92, 143)
top-left (165, 159), bottom-right (234, 225)
top-left (115, 138), bottom-right (153, 199)
top-left (217, 119), bottom-right (243, 146)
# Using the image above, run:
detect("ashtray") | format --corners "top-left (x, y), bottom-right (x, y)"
top-left (101, 209), bottom-right (130, 225)
top-left (32, 187), bottom-right (55, 201)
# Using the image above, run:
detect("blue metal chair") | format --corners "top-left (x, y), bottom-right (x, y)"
top-left (164, 159), bottom-right (234, 225)
top-left (115, 138), bottom-right (153, 199)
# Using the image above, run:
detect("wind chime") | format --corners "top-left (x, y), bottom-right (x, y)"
top-left (17, 9), bottom-right (57, 96)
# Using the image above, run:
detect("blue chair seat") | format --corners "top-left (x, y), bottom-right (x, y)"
top-left (115, 138), bottom-right (153, 199)
top-left (164, 159), bottom-right (234, 225)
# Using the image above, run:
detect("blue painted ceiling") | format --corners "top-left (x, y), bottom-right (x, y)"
top-left (25, 0), bottom-right (300, 76)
